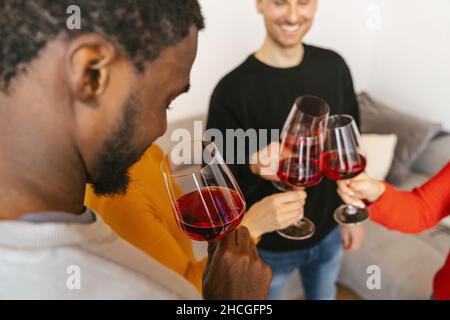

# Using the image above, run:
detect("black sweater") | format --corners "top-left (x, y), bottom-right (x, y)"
top-left (206, 44), bottom-right (360, 252)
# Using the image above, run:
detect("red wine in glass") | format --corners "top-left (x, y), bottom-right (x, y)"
top-left (275, 131), bottom-right (325, 240)
top-left (322, 151), bottom-right (367, 181)
top-left (162, 140), bottom-right (246, 241)
top-left (282, 133), bottom-right (322, 160)
top-left (274, 96), bottom-right (329, 195)
top-left (277, 157), bottom-right (323, 188)
top-left (175, 186), bottom-right (245, 241)
top-left (272, 96), bottom-right (330, 240)
top-left (321, 115), bottom-right (369, 225)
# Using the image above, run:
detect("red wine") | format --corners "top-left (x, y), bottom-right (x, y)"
top-left (322, 151), bottom-right (366, 180)
top-left (277, 157), bottom-right (323, 188)
top-left (282, 134), bottom-right (321, 157)
top-left (175, 187), bottom-right (245, 241)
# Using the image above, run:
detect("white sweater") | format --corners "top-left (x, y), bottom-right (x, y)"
top-left (0, 213), bottom-right (201, 300)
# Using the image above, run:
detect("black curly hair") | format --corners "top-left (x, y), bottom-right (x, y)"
top-left (0, 0), bottom-right (204, 92)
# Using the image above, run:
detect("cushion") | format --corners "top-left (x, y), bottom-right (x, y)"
top-left (361, 134), bottom-right (398, 180)
top-left (413, 133), bottom-right (450, 176)
top-left (358, 92), bottom-right (441, 184)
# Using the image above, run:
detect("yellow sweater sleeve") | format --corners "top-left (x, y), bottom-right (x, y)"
top-left (85, 146), bottom-right (206, 292)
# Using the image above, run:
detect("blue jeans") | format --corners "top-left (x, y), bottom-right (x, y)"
top-left (258, 227), bottom-right (344, 300)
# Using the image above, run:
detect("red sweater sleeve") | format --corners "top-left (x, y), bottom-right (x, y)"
top-left (369, 162), bottom-right (450, 233)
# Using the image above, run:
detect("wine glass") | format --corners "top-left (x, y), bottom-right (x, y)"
top-left (161, 140), bottom-right (246, 241)
top-left (276, 133), bottom-right (324, 240)
top-left (321, 115), bottom-right (369, 225)
top-left (273, 95), bottom-right (330, 240)
top-left (272, 95), bottom-right (330, 192)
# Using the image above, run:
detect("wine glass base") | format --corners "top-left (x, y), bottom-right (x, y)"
top-left (277, 218), bottom-right (315, 240)
top-left (271, 180), bottom-right (293, 192)
top-left (334, 204), bottom-right (369, 225)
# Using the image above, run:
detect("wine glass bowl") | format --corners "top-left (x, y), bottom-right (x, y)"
top-left (273, 95), bottom-right (330, 240)
top-left (272, 95), bottom-right (330, 192)
top-left (277, 135), bottom-right (324, 189)
top-left (321, 115), bottom-right (369, 225)
top-left (281, 95), bottom-right (331, 135)
top-left (162, 140), bottom-right (246, 241)
top-left (275, 134), bottom-right (324, 240)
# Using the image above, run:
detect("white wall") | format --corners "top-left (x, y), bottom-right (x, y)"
top-left (304, 0), bottom-right (373, 91)
top-left (369, 0), bottom-right (450, 130)
top-left (168, 0), bottom-right (450, 130)
top-left (167, 0), bottom-right (265, 123)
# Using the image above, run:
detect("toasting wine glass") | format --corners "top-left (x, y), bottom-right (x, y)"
top-left (273, 95), bottom-right (330, 240)
top-left (321, 115), bottom-right (369, 225)
top-left (273, 95), bottom-right (330, 192)
top-left (276, 133), bottom-right (324, 240)
top-left (161, 140), bottom-right (246, 241)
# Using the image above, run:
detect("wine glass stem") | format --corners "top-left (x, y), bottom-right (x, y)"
top-left (344, 180), bottom-right (358, 215)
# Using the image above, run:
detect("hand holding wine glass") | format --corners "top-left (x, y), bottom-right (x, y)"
top-left (241, 190), bottom-right (307, 239)
top-left (336, 172), bottom-right (387, 205)
top-left (163, 140), bottom-right (272, 300)
top-left (202, 226), bottom-right (272, 300)
top-left (322, 115), bottom-right (370, 225)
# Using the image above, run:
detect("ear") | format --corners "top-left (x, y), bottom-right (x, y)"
top-left (65, 34), bottom-right (118, 103)
top-left (255, 0), bottom-right (264, 14)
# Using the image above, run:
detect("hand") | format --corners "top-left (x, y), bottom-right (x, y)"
top-left (337, 173), bottom-right (386, 207)
top-left (202, 227), bottom-right (272, 300)
top-left (341, 223), bottom-right (364, 252)
top-left (249, 142), bottom-right (281, 181)
top-left (241, 190), bottom-right (306, 239)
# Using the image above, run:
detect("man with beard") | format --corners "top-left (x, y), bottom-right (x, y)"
top-left (0, 0), bottom-right (271, 299)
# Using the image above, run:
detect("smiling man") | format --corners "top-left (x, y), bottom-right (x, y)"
top-left (0, 0), bottom-right (271, 299)
top-left (207, 0), bottom-right (363, 300)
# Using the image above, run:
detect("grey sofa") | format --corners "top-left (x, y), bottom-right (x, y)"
top-left (338, 133), bottom-right (450, 300)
